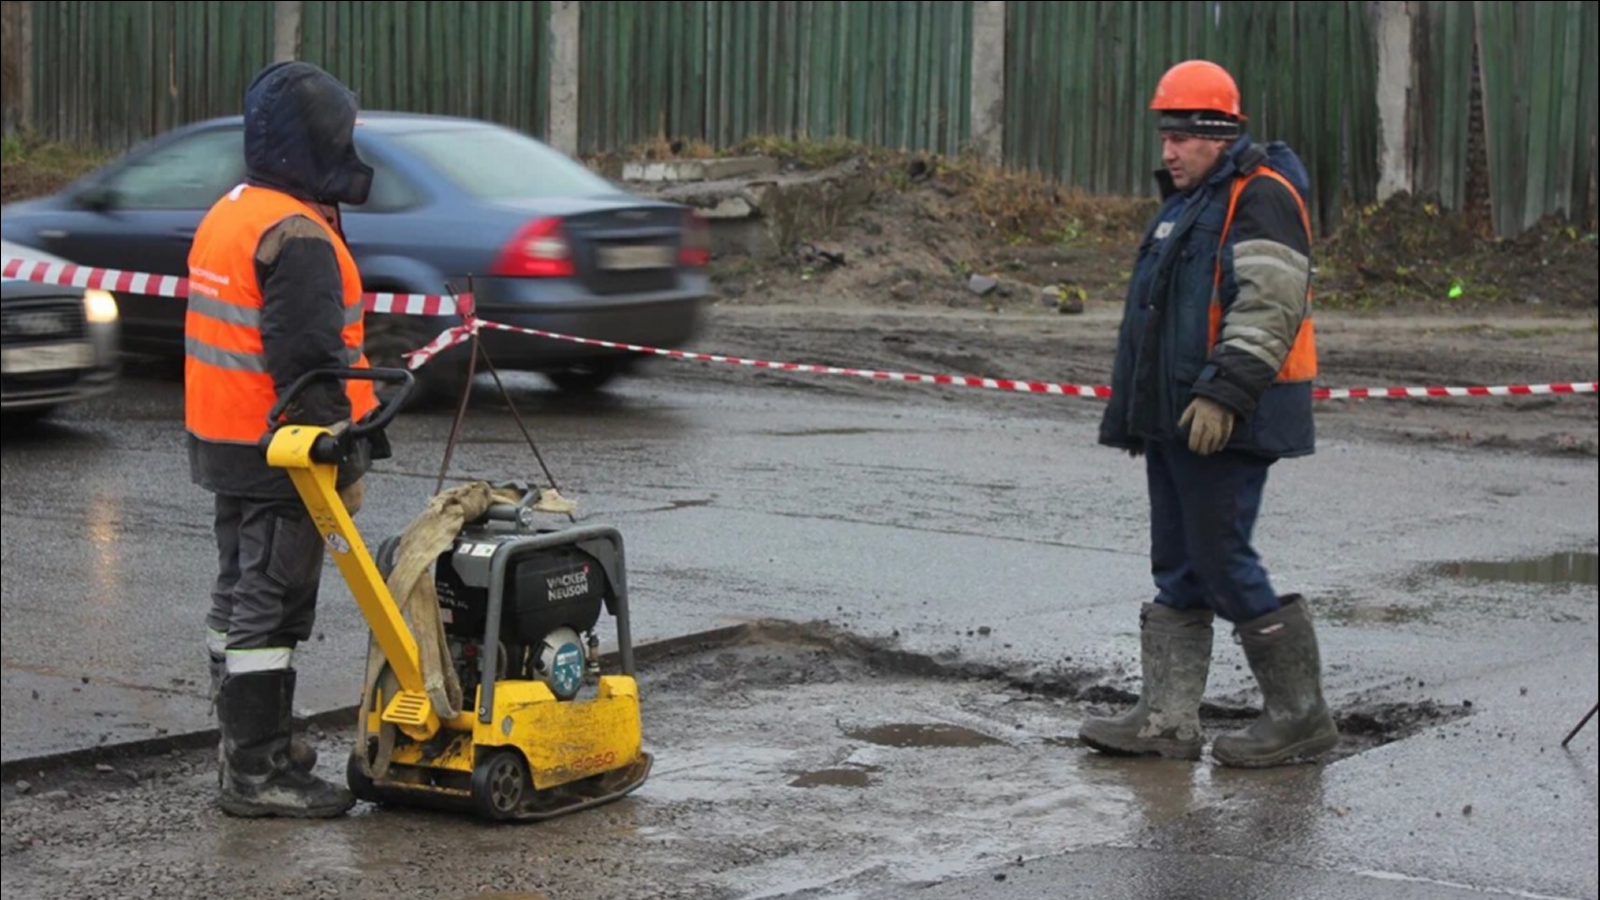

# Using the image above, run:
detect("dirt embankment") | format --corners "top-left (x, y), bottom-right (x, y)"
top-left (676, 141), bottom-right (1597, 319)
top-left (0, 136), bottom-right (106, 204)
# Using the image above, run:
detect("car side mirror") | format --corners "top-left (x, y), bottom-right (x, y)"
top-left (78, 184), bottom-right (118, 212)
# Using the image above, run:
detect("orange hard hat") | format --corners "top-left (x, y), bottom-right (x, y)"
top-left (1150, 60), bottom-right (1245, 119)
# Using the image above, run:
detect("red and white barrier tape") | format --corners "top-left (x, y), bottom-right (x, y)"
top-left (1, 257), bottom-right (467, 317)
top-left (404, 317), bottom-right (1599, 401)
top-left (1318, 384), bottom-right (1597, 400)
top-left (403, 318), bottom-right (1115, 395)
top-left (5, 256), bottom-right (1594, 401)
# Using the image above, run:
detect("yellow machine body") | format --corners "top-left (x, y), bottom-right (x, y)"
top-left (264, 420), bottom-right (651, 821)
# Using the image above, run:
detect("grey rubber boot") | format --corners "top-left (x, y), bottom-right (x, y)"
top-left (211, 652), bottom-right (316, 780)
top-left (1211, 595), bottom-right (1341, 768)
top-left (1079, 602), bottom-right (1215, 760)
top-left (217, 669), bottom-right (354, 819)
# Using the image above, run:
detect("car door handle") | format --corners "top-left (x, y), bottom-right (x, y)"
top-left (38, 229), bottom-right (68, 240)
top-left (173, 228), bottom-right (196, 238)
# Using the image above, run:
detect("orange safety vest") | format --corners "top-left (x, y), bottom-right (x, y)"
top-left (185, 183), bottom-right (378, 444)
top-left (1209, 166), bottom-right (1318, 383)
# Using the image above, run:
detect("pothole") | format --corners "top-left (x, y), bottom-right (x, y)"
top-left (844, 723), bottom-right (1004, 749)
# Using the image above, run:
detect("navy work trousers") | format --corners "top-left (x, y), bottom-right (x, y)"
top-left (1145, 439), bottom-right (1284, 624)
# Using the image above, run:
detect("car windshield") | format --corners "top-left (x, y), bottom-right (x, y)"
top-left (393, 126), bottom-right (619, 201)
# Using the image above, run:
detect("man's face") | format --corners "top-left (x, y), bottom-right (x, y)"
top-left (1160, 132), bottom-right (1228, 190)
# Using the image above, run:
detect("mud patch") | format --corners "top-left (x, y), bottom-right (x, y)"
top-left (1335, 701), bottom-right (1474, 745)
top-left (760, 427), bottom-right (888, 438)
top-left (1315, 591), bottom-right (1447, 627)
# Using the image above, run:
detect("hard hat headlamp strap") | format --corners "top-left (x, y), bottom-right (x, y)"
top-left (1157, 111), bottom-right (1242, 140)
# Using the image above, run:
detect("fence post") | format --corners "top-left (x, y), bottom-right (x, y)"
top-left (548, 1), bottom-right (581, 156)
top-left (969, 1), bottom-right (1006, 166)
top-left (273, 1), bottom-right (302, 63)
top-left (1374, 0), bottom-right (1415, 201)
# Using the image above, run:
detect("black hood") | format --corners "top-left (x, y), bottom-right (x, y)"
top-left (243, 61), bottom-right (373, 207)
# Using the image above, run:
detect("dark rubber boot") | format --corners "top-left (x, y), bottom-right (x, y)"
top-left (217, 669), bottom-right (354, 819)
top-left (1079, 602), bottom-right (1215, 760)
top-left (209, 650), bottom-right (315, 784)
top-left (209, 646), bottom-right (315, 768)
top-left (1212, 595), bottom-right (1341, 768)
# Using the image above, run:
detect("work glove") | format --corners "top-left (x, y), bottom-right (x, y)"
top-left (339, 477), bottom-right (365, 515)
top-left (1178, 397), bottom-right (1235, 456)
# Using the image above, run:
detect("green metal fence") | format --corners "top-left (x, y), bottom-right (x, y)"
top-left (301, 0), bottom-right (549, 138)
top-left (1004, 0), bottom-right (1379, 234)
top-left (1475, 0), bottom-right (1598, 235)
top-left (28, 0), bottom-right (548, 151)
top-left (21, 1), bottom-right (1600, 236)
top-left (1411, 0), bottom-right (1478, 215)
top-left (579, 0), bottom-right (972, 156)
top-left (31, 0), bottom-right (276, 149)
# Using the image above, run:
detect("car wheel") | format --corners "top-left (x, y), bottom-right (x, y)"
top-left (546, 363), bottom-right (625, 393)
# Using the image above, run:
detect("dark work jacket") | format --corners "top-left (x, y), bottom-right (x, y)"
top-left (1098, 136), bottom-right (1317, 460)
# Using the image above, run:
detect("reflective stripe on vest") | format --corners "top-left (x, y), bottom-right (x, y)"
top-left (185, 184), bottom-right (379, 444)
top-left (1207, 166), bottom-right (1318, 383)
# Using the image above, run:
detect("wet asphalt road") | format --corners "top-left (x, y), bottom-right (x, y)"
top-left (2, 332), bottom-right (1597, 899)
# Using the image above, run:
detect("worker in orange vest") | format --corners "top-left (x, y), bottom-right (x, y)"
top-left (186, 60), bottom-right (386, 818)
top-left (1084, 60), bottom-right (1339, 768)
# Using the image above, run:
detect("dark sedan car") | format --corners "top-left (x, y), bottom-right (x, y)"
top-left (2, 240), bottom-right (121, 422)
top-left (0, 112), bottom-right (710, 401)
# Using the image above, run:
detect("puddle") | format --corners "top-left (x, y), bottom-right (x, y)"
top-left (844, 723), bottom-right (1005, 749)
top-left (1432, 551), bottom-right (1599, 587)
top-left (789, 765), bottom-right (882, 789)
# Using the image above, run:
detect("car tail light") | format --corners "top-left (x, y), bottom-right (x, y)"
top-left (679, 210), bottom-right (711, 267)
top-left (491, 217), bottom-right (576, 278)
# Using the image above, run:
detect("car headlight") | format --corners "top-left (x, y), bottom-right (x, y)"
top-left (84, 289), bottom-right (119, 324)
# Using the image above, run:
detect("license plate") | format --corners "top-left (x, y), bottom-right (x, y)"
top-left (1, 343), bottom-right (95, 374)
top-left (596, 245), bottom-right (675, 271)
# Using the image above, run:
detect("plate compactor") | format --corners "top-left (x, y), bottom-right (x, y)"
top-left (260, 366), bottom-right (652, 821)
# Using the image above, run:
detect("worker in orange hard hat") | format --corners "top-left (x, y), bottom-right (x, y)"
top-left (1083, 59), bottom-right (1339, 769)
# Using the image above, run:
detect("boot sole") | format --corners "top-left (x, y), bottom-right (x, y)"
top-left (1211, 729), bottom-right (1340, 769)
top-left (218, 797), bottom-right (355, 819)
top-left (1080, 732), bottom-right (1204, 761)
